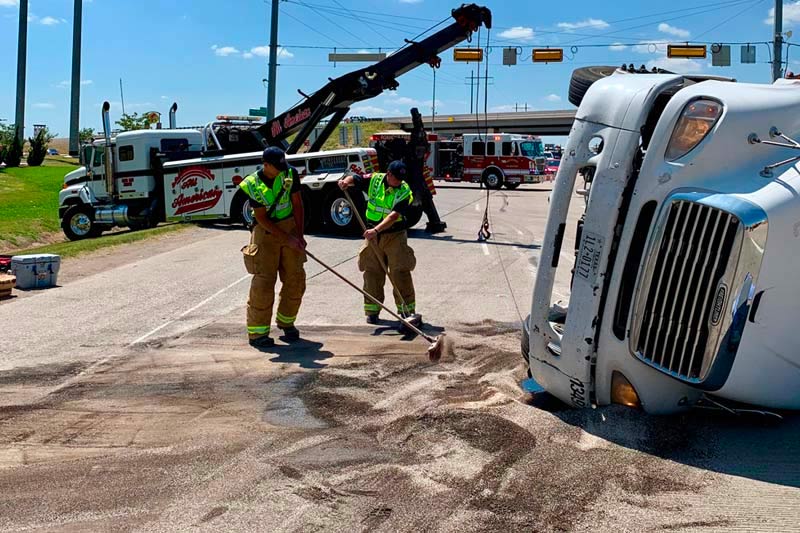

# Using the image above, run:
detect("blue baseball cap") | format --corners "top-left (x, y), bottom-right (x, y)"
top-left (262, 146), bottom-right (288, 171)
top-left (387, 160), bottom-right (407, 178)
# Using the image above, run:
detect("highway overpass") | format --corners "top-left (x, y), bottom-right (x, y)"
top-left (382, 109), bottom-right (577, 136)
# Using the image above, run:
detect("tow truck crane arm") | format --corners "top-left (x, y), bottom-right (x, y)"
top-left (247, 3), bottom-right (491, 155)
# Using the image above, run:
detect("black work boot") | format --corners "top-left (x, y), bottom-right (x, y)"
top-left (279, 325), bottom-right (301, 341)
top-left (366, 314), bottom-right (379, 325)
top-left (248, 335), bottom-right (275, 348)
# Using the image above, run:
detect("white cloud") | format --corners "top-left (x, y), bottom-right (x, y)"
top-left (498, 26), bottom-right (534, 41)
top-left (658, 23), bottom-right (690, 39)
top-left (244, 45), bottom-right (293, 59)
top-left (489, 104), bottom-right (516, 112)
top-left (545, 94), bottom-right (561, 102)
top-left (56, 79), bottom-right (93, 88)
top-left (160, 95), bottom-right (169, 100)
top-left (0, 0), bottom-right (18, 7)
top-left (609, 43), bottom-right (628, 51)
top-left (349, 105), bottom-right (387, 116)
top-left (557, 18), bottom-right (609, 31)
top-left (211, 45), bottom-right (239, 57)
top-left (646, 57), bottom-right (703, 74)
top-left (39, 16), bottom-right (63, 25)
top-left (33, 103), bottom-right (55, 109)
top-left (765, 1), bottom-right (800, 25)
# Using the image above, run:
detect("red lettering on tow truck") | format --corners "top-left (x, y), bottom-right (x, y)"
top-left (284, 107), bottom-right (311, 129)
top-left (171, 166), bottom-right (222, 215)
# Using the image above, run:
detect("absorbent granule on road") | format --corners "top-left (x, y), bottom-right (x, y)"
top-left (0, 322), bottom-right (795, 532)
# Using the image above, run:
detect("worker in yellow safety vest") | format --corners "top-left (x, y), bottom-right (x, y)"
top-left (338, 160), bottom-right (418, 325)
top-left (239, 147), bottom-right (306, 348)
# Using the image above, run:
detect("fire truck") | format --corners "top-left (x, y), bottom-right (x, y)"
top-left (57, 3), bottom-right (491, 239)
top-left (461, 133), bottom-right (546, 189)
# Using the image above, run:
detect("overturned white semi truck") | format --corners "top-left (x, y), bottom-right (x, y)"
top-left (523, 65), bottom-right (800, 415)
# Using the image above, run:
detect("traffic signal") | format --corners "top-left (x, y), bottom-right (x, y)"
top-left (667, 44), bottom-right (707, 59)
top-left (453, 48), bottom-right (483, 62)
top-left (532, 48), bottom-right (564, 63)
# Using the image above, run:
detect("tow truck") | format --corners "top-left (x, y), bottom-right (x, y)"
top-left (58, 3), bottom-right (492, 240)
top-left (523, 65), bottom-right (800, 415)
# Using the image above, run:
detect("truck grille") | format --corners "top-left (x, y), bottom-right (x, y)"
top-left (634, 200), bottom-right (740, 381)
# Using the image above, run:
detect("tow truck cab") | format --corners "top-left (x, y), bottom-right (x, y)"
top-left (526, 67), bottom-right (800, 414)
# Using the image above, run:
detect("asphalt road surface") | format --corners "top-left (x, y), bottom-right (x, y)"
top-left (0, 183), bottom-right (797, 532)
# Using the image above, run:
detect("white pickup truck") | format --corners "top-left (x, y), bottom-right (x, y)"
top-left (523, 65), bottom-right (800, 415)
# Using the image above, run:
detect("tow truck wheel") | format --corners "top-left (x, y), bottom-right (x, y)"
top-left (324, 190), bottom-right (361, 235)
top-left (62, 205), bottom-right (97, 241)
top-left (482, 169), bottom-right (504, 190)
top-left (231, 191), bottom-right (254, 228)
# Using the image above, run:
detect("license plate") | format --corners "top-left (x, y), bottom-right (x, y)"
top-left (575, 231), bottom-right (604, 284)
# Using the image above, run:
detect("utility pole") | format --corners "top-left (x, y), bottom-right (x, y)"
top-left (469, 70), bottom-right (474, 113)
top-left (266, 0), bottom-right (280, 120)
top-left (119, 79), bottom-right (126, 116)
top-left (431, 68), bottom-right (436, 133)
top-left (14, 0), bottom-right (28, 143)
top-left (68, 0), bottom-right (82, 156)
top-left (773, 0), bottom-right (784, 81)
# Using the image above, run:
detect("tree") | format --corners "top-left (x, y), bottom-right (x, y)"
top-left (79, 127), bottom-right (95, 144)
top-left (26, 127), bottom-right (56, 167)
top-left (0, 123), bottom-right (15, 165)
top-left (3, 127), bottom-right (23, 168)
top-left (115, 112), bottom-right (150, 131)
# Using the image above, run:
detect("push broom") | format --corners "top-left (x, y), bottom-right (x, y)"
top-left (304, 249), bottom-right (445, 362)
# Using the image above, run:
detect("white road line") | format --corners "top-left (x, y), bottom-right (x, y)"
top-left (475, 203), bottom-right (480, 211)
top-left (481, 243), bottom-right (490, 256)
top-left (128, 274), bottom-right (250, 346)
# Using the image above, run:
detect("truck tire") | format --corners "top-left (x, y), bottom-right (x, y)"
top-left (323, 190), bottom-right (362, 235)
top-left (568, 66), bottom-right (618, 107)
top-left (231, 191), bottom-right (254, 228)
top-left (482, 169), bottom-right (504, 190)
top-left (62, 205), bottom-right (100, 241)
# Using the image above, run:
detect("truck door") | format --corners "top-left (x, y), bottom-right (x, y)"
top-left (163, 162), bottom-right (226, 221)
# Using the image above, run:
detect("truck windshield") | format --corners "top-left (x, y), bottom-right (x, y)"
top-left (519, 141), bottom-right (544, 157)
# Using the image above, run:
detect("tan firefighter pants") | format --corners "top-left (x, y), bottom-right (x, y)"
top-left (246, 218), bottom-right (306, 338)
top-left (358, 230), bottom-right (416, 316)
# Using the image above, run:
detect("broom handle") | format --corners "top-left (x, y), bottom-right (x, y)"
top-left (304, 249), bottom-right (433, 343)
top-left (342, 187), bottom-right (408, 309)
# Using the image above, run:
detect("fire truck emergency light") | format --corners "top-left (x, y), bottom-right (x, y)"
top-left (453, 48), bottom-right (483, 62)
top-left (667, 45), bottom-right (707, 59)
top-left (532, 48), bottom-right (563, 63)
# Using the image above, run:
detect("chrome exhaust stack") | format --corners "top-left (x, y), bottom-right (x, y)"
top-left (101, 101), bottom-right (115, 199)
top-left (169, 102), bottom-right (178, 129)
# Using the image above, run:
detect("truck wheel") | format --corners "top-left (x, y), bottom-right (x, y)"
top-left (62, 205), bottom-right (97, 241)
top-left (482, 169), bottom-right (504, 190)
top-left (504, 182), bottom-right (520, 190)
top-left (231, 191), bottom-right (254, 228)
top-left (568, 66), bottom-right (618, 107)
top-left (324, 190), bottom-right (362, 235)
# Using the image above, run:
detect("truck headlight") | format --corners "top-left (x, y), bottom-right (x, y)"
top-left (665, 99), bottom-right (722, 161)
top-left (610, 371), bottom-right (641, 409)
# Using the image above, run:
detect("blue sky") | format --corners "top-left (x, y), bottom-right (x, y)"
top-left (1, 0), bottom-right (798, 140)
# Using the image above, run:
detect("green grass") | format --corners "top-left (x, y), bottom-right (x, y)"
top-left (0, 164), bottom-right (74, 247)
top-left (11, 223), bottom-right (188, 258)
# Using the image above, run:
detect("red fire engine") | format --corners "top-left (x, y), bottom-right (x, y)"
top-left (460, 133), bottom-right (546, 189)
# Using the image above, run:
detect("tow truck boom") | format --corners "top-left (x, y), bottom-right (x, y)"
top-left (228, 3), bottom-right (491, 155)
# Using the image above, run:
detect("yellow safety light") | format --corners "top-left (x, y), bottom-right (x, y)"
top-left (667, 44), bottom-right (707, 59)
top-left (453, 48), bottom-right (483, 62)
top-left (532, 48), bottom-right (564, 63)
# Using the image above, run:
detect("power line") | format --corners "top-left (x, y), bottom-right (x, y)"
top-left (292, 0), bottom-right (374, 48)
top-left (279, 8), bottom-right (349, 47)
top-left (694, 0), bottom-right (768, 40)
